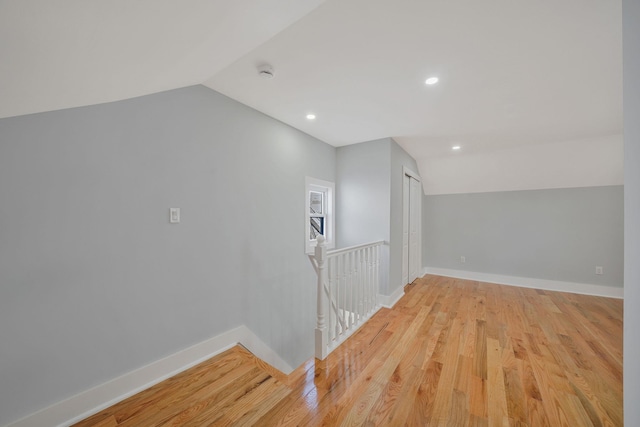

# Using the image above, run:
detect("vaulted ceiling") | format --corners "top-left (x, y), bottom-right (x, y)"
top-left (0, 0), bottom-right (325, 119)
top-left (0, 0), bottom-right (622, 194)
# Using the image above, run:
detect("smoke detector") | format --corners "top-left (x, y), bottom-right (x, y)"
top-left (258, 64), bottom-right (274, 79)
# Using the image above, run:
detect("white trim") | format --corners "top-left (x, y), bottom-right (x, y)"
top-left (236, 327), bottom-right (293, 374)
top-left (328, 306), bottom-right (383, 355)
top-left (378, 285), bottom-right (405, 308)
top-left (402, 165), bottom-right (421, 181)
top-left (6, 326), bottom-right (293, 427)
top-left (422, 267), bottom-right (624, 299)
top-left (402, 168), bottom-right (422, 285)
top-left (327, 240), bottom-right (385, 257)
top-left (305, 176), bottom-right (335, 254)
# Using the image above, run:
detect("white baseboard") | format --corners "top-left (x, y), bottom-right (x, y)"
top-left (422, 267), bottom-right (623, 299)
top-left (6, 325), bottom-right (293, 427)
top-left (237, 328), bottom-right (294, 374)
top-left (379, 284), bottom-right (405, 308)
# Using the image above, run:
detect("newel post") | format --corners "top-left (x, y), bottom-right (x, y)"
top-left (315, 235), bottom-right (328, 360)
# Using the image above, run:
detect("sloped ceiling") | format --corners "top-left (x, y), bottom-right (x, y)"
top-left (0, 0), bottom-right (623, 194)
top-left (0, 0), bottom-right (325, 119)
top-left (207, 0), bottom-right (622, 148)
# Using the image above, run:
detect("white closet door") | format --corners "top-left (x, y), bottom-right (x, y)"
top-left (402, 175), bottom-right (410, 285)
top-left (408, 177), bottom-right (421, 283)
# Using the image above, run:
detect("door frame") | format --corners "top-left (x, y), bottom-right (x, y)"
top-left (402, 166), bottom-right (422, 285)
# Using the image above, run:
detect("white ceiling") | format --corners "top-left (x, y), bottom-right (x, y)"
top-left (207, 0), bottom-right (622, 151)
top-left (1, 0), bottom-right (623, 193)
top-left (0, 0), bottom-right (325, 119)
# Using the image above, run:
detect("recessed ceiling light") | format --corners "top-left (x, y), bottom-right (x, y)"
top-left (306, 114), bottom-right (316, 120)
top-left (452, 145), bottom-right (461, 150)
top-left (425, 77), bottom-right (439, 85)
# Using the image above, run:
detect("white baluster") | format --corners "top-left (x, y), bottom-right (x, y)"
top-left (362, 247), bottom-right (367, 316)
top-left (335, 255), bottom-right (341, 337)
top-left (338, 254), bottom-right (347, 334)
top-left (360, 248), bottom-right (365, 318)
top-left (369, 246), bottom-right (374, 312)
top-left (360, 249), bottom-right (364, 319)
top-left (358, 248), bottom-right (364, 321)
top-left (374, 245), bottom-right (379, 307)
top-left (345, 253), bottom-right (350, 329)
top-left (329, 255), bottom-right (335, 343)
top-left (353, 249), bottom-right (359, 323)
top-left (368, 246), bottom-right (372, 314)
top-left (351, 250), bottom-right (356, 325)
top-left (314, 241), bottom-right (384, 359)
top-left (365, 247), bottom-right (370, 314)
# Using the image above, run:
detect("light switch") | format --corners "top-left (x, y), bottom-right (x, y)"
top-left (169, 208), bottom-right (180, 224)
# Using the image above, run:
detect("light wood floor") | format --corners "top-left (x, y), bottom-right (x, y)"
top-left (74, 275), bottom-right (623, 426)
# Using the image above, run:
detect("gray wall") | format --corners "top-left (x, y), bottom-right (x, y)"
top-left (336, 139), bottom-right (390, 248)
top-left (0, 85), bottom-right (335, 425)
top-left (389, 139), bottom-right (420, 294)
top-left (336, 138), bottom-right (391, 294)
top-left (336, 138), bottom-right (421, 296)
top-left (624, 0), bottom-right (640, 422)
top-left (423, 186), bottom-right (624, 287)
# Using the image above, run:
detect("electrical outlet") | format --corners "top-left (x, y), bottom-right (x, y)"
top-left (460, 256), bottom-right (466, 263)
top-left (595, 266), bottom-right (603, 275)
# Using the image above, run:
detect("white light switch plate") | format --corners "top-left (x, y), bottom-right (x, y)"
top-left (169, 208), bottom-right (180, 223)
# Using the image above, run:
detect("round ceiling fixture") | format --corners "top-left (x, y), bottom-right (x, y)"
top-left (425, 76), bottom-right (439, 85)
top-left (452, 145), bottom-right (461, 150)
top-left (306, 113), bottom-right (316, 120)
top-left (258, 64), bottom-right (274, 79)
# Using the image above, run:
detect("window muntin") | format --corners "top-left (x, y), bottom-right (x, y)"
top-left (309, 191), bottom-right (325, 240)
top-left (305, 177), bottom-right (335, 253)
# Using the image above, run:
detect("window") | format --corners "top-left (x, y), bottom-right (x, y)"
top-left (305, 177), bottom-right (335, 253)
top-left (309, 191), bottom-right (325, 240)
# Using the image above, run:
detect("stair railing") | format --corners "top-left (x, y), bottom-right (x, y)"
top-left (310, 235), bottom-right (384, 360)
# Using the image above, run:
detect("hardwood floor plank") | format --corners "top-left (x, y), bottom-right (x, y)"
top-left (455, 355), bottom-right (473, 395)
top-left (528, 353), bottom-right (573, 427)
top-left (569, 381), bottom-right (605, 427)
top-left (563, 392), bottom-right (597, 427)
top-left (401, 360), bottom-right (442, 426)
top-left (226, 378), bottom-right (290, 426)
top-left (473, 319), bottom-right (488, 380)
top-left (469, 413), bottom-right (490, 427)
top-left (430, 318), bottom-right (464, 424)
top-left (469, 375), bottom-right (487, 420)
top-left (74, 274), bottom-right (622, 427)
top-left (365, 332), bottom-right (425, 425)
top-left (90, 416), bottom-right (118, 427)
top-left (448, 389), bottom-right (470, 427)
top-left (328, 306), bottom-right (431, 426)
top-left (169, 370), bottom-right (274, 426)
top-left (578, 368), bottom-right (623, 427)
top-left (486, 337), bottom-right (509, 427)
top-left (503, 362), bottom-right (528, 424)
top-left (129, 367), bottom-right (269, 426)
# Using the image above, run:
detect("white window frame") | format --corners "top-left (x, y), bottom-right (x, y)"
top-left (305, 177), bottom-right (335, 254)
